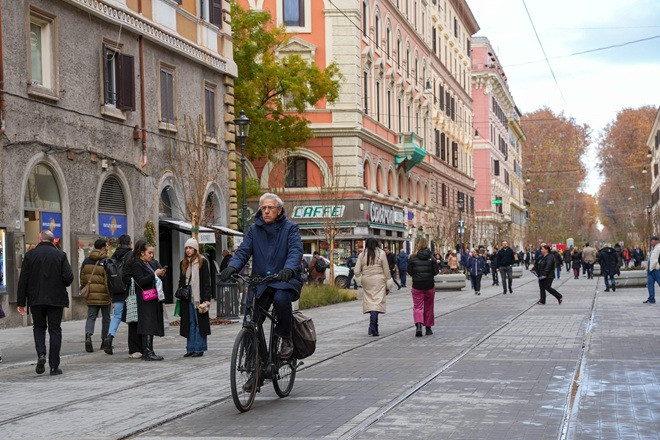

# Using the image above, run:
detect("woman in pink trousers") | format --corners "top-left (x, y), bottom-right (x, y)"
top-left (407, 238), bottom-right (440, 336)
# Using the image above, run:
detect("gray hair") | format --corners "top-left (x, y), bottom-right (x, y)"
top-left (259, 193), bottom-right (283, 208)
top-left (39, 230), bottom-right (55, 243)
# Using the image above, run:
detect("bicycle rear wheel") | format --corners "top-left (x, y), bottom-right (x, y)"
top-left (230, 327), bottom-right (260, 412)
top-left (272, 357), bottom-right (297, 397)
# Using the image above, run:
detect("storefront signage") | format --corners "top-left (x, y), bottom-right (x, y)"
top-left (98, 214), bottom-right (127, 238)
top-left (370, 202), bottom-right (404, 225)
top-left (198, 232), bottom-right (216, 244)
top-left (41, 211), bottom-right (62, 239)
top-left (292, 205), bottom-right (345, 219)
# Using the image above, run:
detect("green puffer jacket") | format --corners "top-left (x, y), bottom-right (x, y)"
top-left (80, 249), bottom-right (111, 306)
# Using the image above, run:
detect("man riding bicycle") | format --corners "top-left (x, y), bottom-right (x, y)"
top-left (219, 193), bottom-right (303, 360)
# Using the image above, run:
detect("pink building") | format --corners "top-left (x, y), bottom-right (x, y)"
top-left (471, 36), bottom-right (526, 249)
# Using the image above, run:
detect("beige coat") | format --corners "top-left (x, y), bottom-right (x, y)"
top-left (582, 246), bottom-right (597, 264)
top-left (354, 248), bottom-right (392, 314)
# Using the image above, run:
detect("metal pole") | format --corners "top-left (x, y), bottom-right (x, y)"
top-left (458, 208), bottom-right (462, 253)
top-left (241, 139), bottom-right (247, 233)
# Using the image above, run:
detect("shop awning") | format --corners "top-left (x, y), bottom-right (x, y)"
top-left (210, 225), bottom-right (244, 237)
top-left (159, 219), bottom-right (214, 234)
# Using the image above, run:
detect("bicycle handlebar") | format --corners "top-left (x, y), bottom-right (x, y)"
top-left (231, 273), bottom-right (281, 285)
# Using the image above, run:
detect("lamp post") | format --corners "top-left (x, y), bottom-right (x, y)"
top-left (457, 194), bottom-right (465, 253)
top-left (647, 204), bottom-right (652, 240)
top-left (234, 110), bottom-right (251, 233)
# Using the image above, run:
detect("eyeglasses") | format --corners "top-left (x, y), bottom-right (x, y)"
top-left (261, 205), bottom-right (280, 211)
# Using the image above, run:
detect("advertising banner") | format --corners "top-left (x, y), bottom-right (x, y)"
top-left (98, 214), bottom-right (127, 238)
top-left (41, 211), bottom-right (63, 239)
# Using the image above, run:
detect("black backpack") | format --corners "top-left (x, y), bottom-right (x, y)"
top-left (105, 254), bottom-right (127, 295)
top-left (314, 257), bottom-right (327, 273)
top-left (291, 311), bottom-right (316, 359)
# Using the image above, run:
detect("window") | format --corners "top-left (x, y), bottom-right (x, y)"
top-left (201, 0), bottom-right (224, 27)
top-left (388, 171), bottom-right (394, 195)
top-left (495, 196), bottom-right (503, 214)
top-left (452, 142), bottom-right (458, 168)
top-left (286, 158), bottom-right (307, 187)
top-left (362, 2), bottom-right (368, 37)
top-left (432, 28), bottom-right (437, 53)
top-left (29, 8), bottom-right (57, 95)
top-left (494, 159), bottom-right (500, 176)
top-left (435, 130), bottom-right (440, 157)
top-left (399, 174), bottom-right (405, 198)
top-left (386, 28), bottom-right (391, 56)
top-left (363, 162), bottom-right (371, 189)
top-left (406, 48), bottom-right (410, 74)
top-left (454, 18), bottom-right (458, 38)
top-left (439, 85), bottom-right (445, 110)
top-left (376, 167), bottom-right (383, 192)
top-left (374, 15), bottom-right (380, 48)
top-left (396, 38), bottom-right (401, 67)
top-left (376, 82), bottom-right (381, 122)
top-left (407, 104), bottom-right (411, 131)
top-left (397, 98), bottom-right (402, 130)
top-left (387, 90), bottom-right (392, 128)
top-left (283, 0), bottom-right (304, 27)
top-left (160, 65), bottom-right (175, 124)
top-left (204, 83), bottom-right (216, 137)
top-left (440, 133), bottom-right (446, 161)
top-left (504, 170), bottom-right (510, 185)
top-left (102, 45), bottom-right (135, 111)
top-left (363, 72), bottom-right (369, 113)
top-left (441, 183), bottom-right (447, 207)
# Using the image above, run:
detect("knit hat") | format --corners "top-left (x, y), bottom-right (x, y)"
top-left (184, 238), bottom-right (199, 251)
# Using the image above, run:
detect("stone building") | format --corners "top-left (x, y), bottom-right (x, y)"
top-left (240, 0), bottom-right (479, 260)
top-left (647, 107), bottom-right (660, 235)
top-left (471, 36), bottom-right (526, 250)
top-left (0, 0), bottom-right (237, 326)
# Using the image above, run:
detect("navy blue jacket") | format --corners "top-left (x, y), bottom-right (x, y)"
top-left (229, 208), bottom-right (303, 300)
top-left (396, 252), bottom-right (408, 271)
top-left (467, 256), bottom-right (486, 276)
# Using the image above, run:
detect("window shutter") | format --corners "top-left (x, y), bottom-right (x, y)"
top-left (210, 0), bottom-right (223, 28)
top-left (99, 176), bottom-right (127, 215)
top-left (117, 53), bottom-right (135, 111)
top-left (102, 44), bottom-right (110, 104)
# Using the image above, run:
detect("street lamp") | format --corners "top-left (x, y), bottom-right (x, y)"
top-left (647, 205), bottom-right (653, 237)
top-left (234, 110), bottom-right (251, 233)
top-left (457, 194), bottom-right (465, 253)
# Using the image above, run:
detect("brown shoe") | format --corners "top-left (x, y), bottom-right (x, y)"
top-left (278, 338), bottom-right (294, 359)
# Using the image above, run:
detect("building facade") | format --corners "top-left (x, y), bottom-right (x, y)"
top-left (0, 0), bottom-right (236, 326)
top-left (471, 36), bottom-right (526, 250)
top-left (241, 0), bottom-right (479, 261)
top-left (647, 107), bottom-right (660, 236)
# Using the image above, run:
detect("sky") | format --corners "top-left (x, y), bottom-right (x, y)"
top-left (467, 0), bottom-right (660, 195)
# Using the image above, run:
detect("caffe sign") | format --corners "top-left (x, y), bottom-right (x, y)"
top-left (292, 205), bottom-right (345, 219)
top-left (370, 202), bottom-right (404, 225)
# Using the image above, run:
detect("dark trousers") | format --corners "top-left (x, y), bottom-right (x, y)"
top-left (346, 269), bottom-right (358, 289)
top-left (128, 322), bottom-right (143, 354)
top-left (565, 261), bottom-right (571, 271)
top-left (254, 288), bottom-right (293, 339)
top-left (573, 268), bottom-right (580, 278)
top-left (30, 305), bottom-right (64, 369)
top-left (603, 274), bottom-right (616, 290)
top-left (492, 267), bottom-right (499, 284)
top-left (499, 266), bottom-right (513, 292)
top-left (470, 274), bottom-right (482, 292)
top-left (399, 270), bottom-right (407, 287)
top-left (390, 270), bottom-right (401, 288)
top-left (538, 278), bottom-right (562, 303)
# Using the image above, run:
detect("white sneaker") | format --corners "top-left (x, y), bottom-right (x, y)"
top-left (129, 352), bottom-right (143, 359)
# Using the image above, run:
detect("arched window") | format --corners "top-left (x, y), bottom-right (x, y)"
top-left (362, 1), bottom-right (368, 37)
top-left (387, 170), bottom-right (394, 195)
top-left (408, 177), bottom-right (413, 201)
top-left (374, 14), bottom-right (380, 48)
top-left (24, 163), bottom-right (63, 246)
top-left (376, 166), bottom-right (383, 193)
top-left (398, 174), bottom-right (405, 199)
top-left (159, 185), bottom-right (175, 218)
top-left (363, 161), bottom-right (371, 189)
top-left (396, 38), bottom-right (401, 66)
top-left (416, 181), bottom-right (422, 203)
top-left (386, 27), bottom-right (391, 57)
top-left (98, 176), bottom-right (128, 238)
top-left (286, 157), bottom-right (307, 188)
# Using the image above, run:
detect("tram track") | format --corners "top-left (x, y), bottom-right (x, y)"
top-left (1, 273), bottom-right (547, 436)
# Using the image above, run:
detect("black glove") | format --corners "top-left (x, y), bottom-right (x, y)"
top-left (219, 267), bottom-right (237, 281)
top-left (278, 268), bottom-right (294, 282)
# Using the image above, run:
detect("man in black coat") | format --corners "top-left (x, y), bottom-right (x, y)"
top-left (219, 249), bottom-right (232, 271)
top-left (598, 244), bottom-right (620, 292)
top-left (496, 241), bottom-right (516, 294)
top-left (17, 230), bottom-right (74, 375)
top-left (384, 248), bottom-right (401, 289)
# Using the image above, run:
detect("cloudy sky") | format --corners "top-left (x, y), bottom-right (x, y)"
top-left (467, 0), bottom-right (660, 194)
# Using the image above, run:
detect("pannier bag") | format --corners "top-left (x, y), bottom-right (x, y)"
top-left (291, 311), bottom-right (317, 359)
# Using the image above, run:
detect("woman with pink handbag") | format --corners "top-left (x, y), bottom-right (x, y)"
top-left (122, 239), bottom-right (167, 361)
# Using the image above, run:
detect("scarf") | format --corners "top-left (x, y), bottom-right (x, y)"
top-left (185, 258), bottom-right (201, 304)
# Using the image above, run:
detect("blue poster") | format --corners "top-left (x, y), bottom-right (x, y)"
top-left (99, 214), bottom-right (127, 238)
top-left (41, 212), bottom-right (63, 239)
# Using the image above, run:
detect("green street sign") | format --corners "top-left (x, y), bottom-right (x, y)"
top-left (492, 199), bottom-right (502, 205)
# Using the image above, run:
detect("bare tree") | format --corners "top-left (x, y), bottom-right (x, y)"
top-left (168, 116), bottom-right (225, 241)
top-left (318, 164), bottom-right (349, 286)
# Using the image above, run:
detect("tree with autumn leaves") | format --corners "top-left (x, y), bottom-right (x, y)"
top-left (521, 108), bottom-right (597, 244)
top-left (597, 106), bottom-right (657, 247)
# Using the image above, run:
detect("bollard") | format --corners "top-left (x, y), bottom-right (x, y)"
top-left (216, 279), bottom-right (240, 319)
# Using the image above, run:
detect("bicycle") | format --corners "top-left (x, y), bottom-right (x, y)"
top-left (229, 273), bottom-right (298, 412)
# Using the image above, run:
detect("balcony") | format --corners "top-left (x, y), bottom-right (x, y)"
top-left (395, 132), bottom-right (427, 172)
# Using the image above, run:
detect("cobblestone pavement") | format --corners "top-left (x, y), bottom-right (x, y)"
top-left (0, 270), bottom-right (658, 439)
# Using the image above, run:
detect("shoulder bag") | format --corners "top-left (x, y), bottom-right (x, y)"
top-left (80, 260), bottom-right (101, 298)
top-left (175, 273), bottom-right (192, 301)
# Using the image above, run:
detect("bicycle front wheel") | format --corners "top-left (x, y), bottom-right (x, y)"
top-left (230, 327), bottom-right (260, 412)
top-left (273, 357), bottom-right (297, 397)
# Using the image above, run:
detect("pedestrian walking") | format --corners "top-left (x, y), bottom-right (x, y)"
top-left (385, 248), bottom-right (402, 289)
top-left (643, 236), bottom-right (660, 304)
top-left (571, 248), bottom-right (582, 279)
top-left (552, 249), bottom-right (562, 279)
top-left (467, 249), bottom-right (486, 295)
top-left (103, 234), bottom-right (133, 356)
top-left (80, 238), bottom-right (111, 353)
top-left (518, 249), bottom-right (525, 267)
top-left (598, 244), bottom-right (619, 292)
top-left (582, 242), bottom-right (597, 279)
top-left (496, 241), bottom-right (515, 294)
top-left (632, 246), bottom-right (645, 268)
top-left (16, 230), bottom-right (74, 375)
top-left (489, 247), bottom-right (499, 286)
top-left (122, 239), bottom-right (167, 361)
top-left (406, 238), bottom-right (439, 336)
top-left (354, 238), bottom-right (393, 337)
top-left (396, 249), bottom-right (409, 287)
top-left (532, 245), bottom-right (563, 305)
top-left (623, 247), bottom-right (631, 268)
top-left (524, 248), bottom-right (532, 270)
top-left (563, 248), bottom-right (572, 271)
top-left (178, 238), bottom-right (211, 357)
top-left (308, 251), bottom-right (326, 285)
top-left (345, 250), bottom-right (359, 290)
